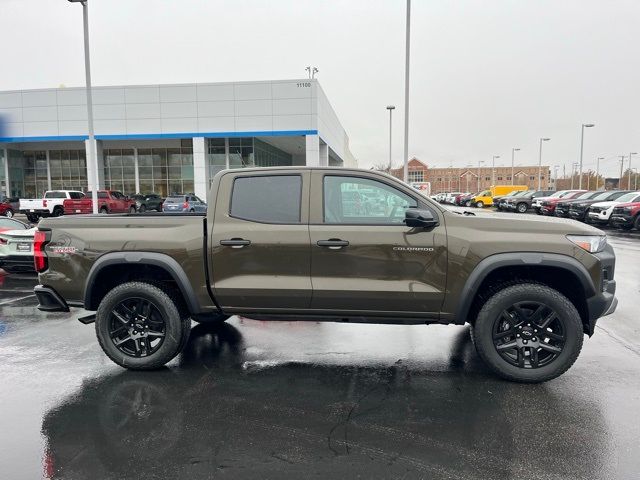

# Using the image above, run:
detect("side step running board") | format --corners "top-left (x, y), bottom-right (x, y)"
top-left (78, 313), bottom-right (96, 325)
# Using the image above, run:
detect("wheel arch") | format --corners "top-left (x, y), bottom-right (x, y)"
top-left (83, 252), bottom-right (201, 314)
top-left (455, 253), bottom-right (596, 333)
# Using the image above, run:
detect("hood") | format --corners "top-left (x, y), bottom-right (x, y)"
top-left (614, 202), bottom-right (640, 208)
top-left (590, 200), bottom-right (621, 209)
top-left (450, 209), bottom-right (603, 235)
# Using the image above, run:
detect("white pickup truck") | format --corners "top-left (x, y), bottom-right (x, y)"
top-left (19, 190), bottom-right (85, 223)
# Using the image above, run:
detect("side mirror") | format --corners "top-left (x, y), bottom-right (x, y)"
top-left (405, 208), bottom-right (439, 228)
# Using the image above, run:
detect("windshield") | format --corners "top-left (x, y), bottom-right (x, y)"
top-left (614, 192), bottom-right (640, 203)
top-left (512, 190), bottom-right (528, 197)
top-left (575, 192), bottom-right (596, 200)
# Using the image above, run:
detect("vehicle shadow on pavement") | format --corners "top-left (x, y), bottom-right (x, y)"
top-left (41, 322), bottom-right (609, 480)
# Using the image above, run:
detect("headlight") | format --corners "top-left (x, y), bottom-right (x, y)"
top-left (623, 207), bottom-right (632, 213)
top-left (566, 235), bottom-right (607, 253)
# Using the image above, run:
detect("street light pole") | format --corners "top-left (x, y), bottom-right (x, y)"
top-left (553, 165), bottom-right (559, 188)
top-left (386, 106), bottom-right (395, 171)
top-left (492, 155), bottom-right (500, 186)
top-left (571, 162), bottom-right (579, 189)
top-left (628, 152), bottom-right (637, 189)
top-left (402, 0), bottom-right (411, 183)
top-left (595, 157), bottom-right (604, 190)
top-left (68, 0), bottom-right (98, 214)
top-left (537, 138), bottom-right (550, 190)
top-left (578, 123), bottom-right (595, 189)
top-left (632, 168), bottom-right (638, 190)
top-left (511, 147), bottom-right (520, 183)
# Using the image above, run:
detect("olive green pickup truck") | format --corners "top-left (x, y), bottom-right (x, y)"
top-left (33, 167), bottom-right (617, 382)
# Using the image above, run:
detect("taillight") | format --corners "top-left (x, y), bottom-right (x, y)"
top-left (0, 238), bottom-right (6, 246)
top-left (183, 202), bottom-right (189, 209)
top-left (34, 230), bottom-right (48, 272)
top-left (43, 199), bottom-right (47, 208)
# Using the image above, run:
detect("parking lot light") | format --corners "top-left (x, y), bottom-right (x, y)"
top-left (492, 155), bottom-right (500, 186)
top-left (511, 148), bottom-right (520, 183)
top-left (628, 152), bottom-right (637, 190)
top-left (578, 124), bottom-right (595, 190)
top-left (538, 138), bottom-right (550, 190)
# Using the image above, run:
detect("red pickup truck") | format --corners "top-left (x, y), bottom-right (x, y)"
top-left (63, 191), bottom-right (136, 215)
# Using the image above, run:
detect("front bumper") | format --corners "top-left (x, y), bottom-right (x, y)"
top-left (585, 245), bottom-right (617, 335)
top-left (610, 214), bottom-right (633, 226)
top-left (34, 285), bottom-right (70, 312)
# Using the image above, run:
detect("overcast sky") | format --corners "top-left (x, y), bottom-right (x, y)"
top-left (2, 0), bottom-right (639, 177)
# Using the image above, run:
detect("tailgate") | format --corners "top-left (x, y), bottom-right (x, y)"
top-left (19, 199), bottom-right (44, 211)
top-left (63, 199), bottom-right (91, 214)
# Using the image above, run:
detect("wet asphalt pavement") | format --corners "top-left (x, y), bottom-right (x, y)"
top-left (0, 231), bottom-right (639, 479)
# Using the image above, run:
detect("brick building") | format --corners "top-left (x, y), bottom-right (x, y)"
top-left (391, 158), bottom-right (551, 193)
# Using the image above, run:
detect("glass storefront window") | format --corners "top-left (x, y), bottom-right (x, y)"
top-left (207, 138), bottom-right (226, 179)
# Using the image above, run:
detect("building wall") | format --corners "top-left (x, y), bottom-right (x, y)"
top-left (391, 159), bottom-right (551, 193)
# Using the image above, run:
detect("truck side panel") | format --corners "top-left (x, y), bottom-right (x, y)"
top-left (38, 215), bottom-right (215, 313)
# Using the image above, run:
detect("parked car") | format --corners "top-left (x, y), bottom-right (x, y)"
top-left (505, 190), bottom-right (556, 213)
top-left (568, 190), bottom-right (631, 222)
top-left (162, 194), bottom-right (207, 213)
top-left (532, 190), bottom-right (584, 214)
top-left (539, 190), bottom-right (588, 216)
top-left (63, 191), bottom-right (136, 215)
top-left (19, 190), bottom-right (85, 223)
top-left (0, 195), bottom-right (20, 217)
top-left (495, 190), bottom-right (530, 211)
top-left (0, 217), bottom-right (35, 273)
top-left (131, 194), bottom-right (164, 212)
top-left (472, 185), bottom-right (528, 208)
top-left (610, 202), bottom-right (640, 230)
top-left (34, 167), bottom-right (617, 383)
top-left (588, 191), bottom-right (640, 225)
top-left (457, 192), bottom-right (477, 207)
top-left (554, 192), bottom-right (601, 218)
top-left (453, 192), bottom-right (471, 206)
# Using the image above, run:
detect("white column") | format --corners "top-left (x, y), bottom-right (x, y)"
top-left (2, 148), bottom-right (9, 196)
top-left (305, 134), bottom-right (320, 166)
top-left (319, 141), bottom-right (329, 166)
top-left (133, 147), bottom-right (140, 193)
top-left (193, 137), bottom-right (208, 200)
top-left (46, 150), bottom-right (52, 190)
top-left (84, 138), bottom-right (105, 190)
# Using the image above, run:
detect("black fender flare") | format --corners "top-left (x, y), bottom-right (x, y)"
top-left (455, 252), bottom-right (596, 324)
top-left (83, 252), bottom-right (201, 313)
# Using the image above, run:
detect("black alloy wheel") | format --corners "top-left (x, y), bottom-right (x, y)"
top-left (138, 204), bottom-right (147, 213)
top-left (471, 283), bottom-right (583, 382)
top-left (492, 301), bottom-right (565, 369)
top-left (108, 297), bottom-right (166, 358)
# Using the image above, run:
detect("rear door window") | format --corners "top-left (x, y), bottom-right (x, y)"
top-left (230, 175), bottom-right (302, 224)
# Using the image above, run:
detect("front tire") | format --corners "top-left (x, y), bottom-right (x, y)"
top-left (100, 207), bottom-right (108, 214)
top-left (129, 206), bottom-right (136, 214)
top-left (516, 202), bottom-right (527, 213)
top-left (634, 214), bottom-right (640, 230)
top-left (4, 209), bottom-right (14, 218)
top-left (95, 282), bottom-right (191, 370)
top-left (138, 204), bottom-right (147, 213)
top-left (476, 201), bottom-right (484, 208)
top-left (471, 283), bottom-right (583, 383)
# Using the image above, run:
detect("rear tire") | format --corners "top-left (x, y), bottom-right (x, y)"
top-left (634, 214), bottom-right (640, 231)
top-left (129, 206), bottom-right (136, 214)
top-left (471, 283), bottom-right (583, 383)
top-left (100, 207), bottom-right (108, 214)
top-left (52, 206), bottom-right (64, 217)
top-left (95, 282), bottom-right (191, 370)
top-left (138, 204), bottom-right (147, 213)
top-left (4, 209), bottom-right (14, 218)
top-left (26, 213), bottom-right (39, 223)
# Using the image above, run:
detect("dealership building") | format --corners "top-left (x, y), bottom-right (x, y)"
top-left (0, 79), bottom-right (356, 199)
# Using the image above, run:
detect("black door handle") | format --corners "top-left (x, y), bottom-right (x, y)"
top-left (220, 238), bottom-right (251, 248)
top-left (317, 239), bottom-right (349, 249)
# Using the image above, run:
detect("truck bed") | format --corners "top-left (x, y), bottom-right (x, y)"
top-left (37, 213), bottom-right (212, 310)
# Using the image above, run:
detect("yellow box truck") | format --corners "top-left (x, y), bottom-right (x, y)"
top-left (472, 185), bottom-right (528, 208)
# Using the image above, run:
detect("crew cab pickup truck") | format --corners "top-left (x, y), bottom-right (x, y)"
top-left (19, 190), bottom-right (85, 223)
top-left (63, 190), bottom-right (136, 215)
top-left (33, 168), bottom-right (618, 383)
